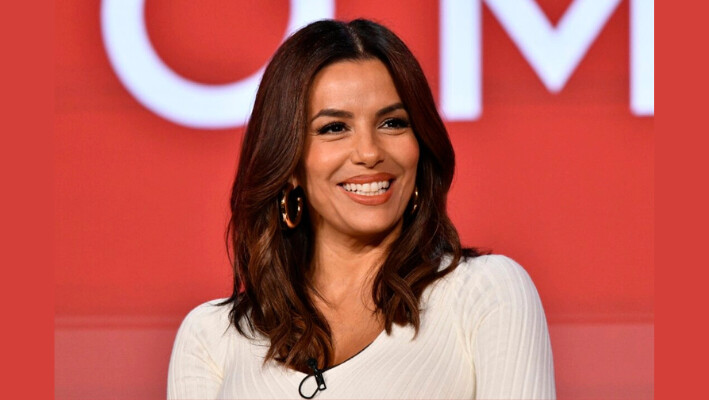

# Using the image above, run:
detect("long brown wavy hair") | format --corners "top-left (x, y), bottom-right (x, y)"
top-left (224, 19), bottom-right (481, 373)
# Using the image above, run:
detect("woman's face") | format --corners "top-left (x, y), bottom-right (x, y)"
top-left (296, 59), bottom-right (419, 242)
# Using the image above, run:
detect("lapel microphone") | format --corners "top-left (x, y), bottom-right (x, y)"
top-left (298, 358), bottom-right (327, 399)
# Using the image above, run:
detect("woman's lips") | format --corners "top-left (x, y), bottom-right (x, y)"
top-left (338, 173), bottom-right (395, 205)
top-left (339, 172), bottom-right (395, 184)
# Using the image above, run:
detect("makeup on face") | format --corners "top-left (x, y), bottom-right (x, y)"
top-left (299, 59), bottom-right (419, 239)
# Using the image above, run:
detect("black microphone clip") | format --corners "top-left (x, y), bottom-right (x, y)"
top-left (298, 358), bottom-right (327, 399)
top-left (308, 358), bottom-right (327, 391)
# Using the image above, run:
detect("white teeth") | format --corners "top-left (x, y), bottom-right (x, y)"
top-left (341, 180), bottom-right (391, 196)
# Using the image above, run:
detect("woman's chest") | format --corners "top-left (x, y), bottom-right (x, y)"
top-left (218, 319), bottom-right (475, 399)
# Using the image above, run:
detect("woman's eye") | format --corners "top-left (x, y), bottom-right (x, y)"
top-left (381, 118), bottom-right (410, 129)
top-left (317, 122), bottom-right (347, 135)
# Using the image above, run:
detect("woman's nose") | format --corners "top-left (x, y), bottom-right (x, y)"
top-left (351, 128), bottom-right (384, 168)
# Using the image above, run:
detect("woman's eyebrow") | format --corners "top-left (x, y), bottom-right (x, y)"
top-left (310, 109), bottom-right (353, 123)
top-left (376, 102), bottom-right (405, 117)
top-left (309, 102), bottom-right (405, 123)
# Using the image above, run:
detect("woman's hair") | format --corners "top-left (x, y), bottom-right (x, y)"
top-left (224, 18), bottom-right (481, 373)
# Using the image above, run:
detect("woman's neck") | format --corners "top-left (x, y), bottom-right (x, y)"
top-left (308, 223), bottom-right (401, 309)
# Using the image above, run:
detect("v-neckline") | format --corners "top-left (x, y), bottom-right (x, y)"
top-left (281, 327), bottom-right (391, 378)
top-left (322, 328), bottom-right (388, 372)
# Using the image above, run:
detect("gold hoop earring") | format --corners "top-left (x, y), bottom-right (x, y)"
top-left (280, 183), bottom-right (303, 229)
top-left (410, 187), bottom-right (419, 215)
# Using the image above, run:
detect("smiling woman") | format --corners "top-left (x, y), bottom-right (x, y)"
top-left (299, 59), bottom-right (419, 242)
top-left (167, 19), bottom-right (556, 400)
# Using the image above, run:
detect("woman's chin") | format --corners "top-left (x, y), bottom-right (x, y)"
top-left (340, 218), bottom-right (404, 243)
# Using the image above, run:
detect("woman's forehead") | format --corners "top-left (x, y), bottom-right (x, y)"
top-left (307, 59), bottom-right (402, 116)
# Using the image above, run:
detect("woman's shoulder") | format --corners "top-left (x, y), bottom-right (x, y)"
top-left (170, 299), bottom-right (240, 370)
top-left (176, 298), bottom-right (234, 342)
top-left (168, 299), bottom-right (240, 397)
top-left (430, 254), bottom-right (549, 344)
top-left (437, 254), bottom-right (542, 308)
top-left (439, 255), bottom-right (556, 399)
top-left (450, 254), bottom-right (531, 282)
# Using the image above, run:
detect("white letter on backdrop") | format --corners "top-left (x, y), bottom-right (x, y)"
top-left (441, 0), bottom-right (624, 120)
top-left (631, 0), bottom-right (654, 116)
top-left (101, 0), bottom-right (334, 129)
top-left (440, 0), bottom-right (481, 121)
top-left (484, 0), bottom-right (621, 92)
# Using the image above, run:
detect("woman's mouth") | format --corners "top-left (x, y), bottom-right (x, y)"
top-left (337, 173), bottom-right (396, 205)
top-left (340, 180), bottom-right (391, 196)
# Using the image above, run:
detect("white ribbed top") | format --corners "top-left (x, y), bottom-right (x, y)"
top-left (167, 255), bottom-right (556, 399)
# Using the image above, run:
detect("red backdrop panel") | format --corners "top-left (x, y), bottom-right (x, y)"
top-left (55, 0), bottom-right (653, 397)
top-left (56, 0), bottom-right (652, 321)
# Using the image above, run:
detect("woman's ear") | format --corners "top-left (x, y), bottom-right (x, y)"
top-left (290, 164), bottom-right (306, 189)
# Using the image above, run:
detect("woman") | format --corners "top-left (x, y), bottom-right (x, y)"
top-left (168, 19), bottom-right (555, 399)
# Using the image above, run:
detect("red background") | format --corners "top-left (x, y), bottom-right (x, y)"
top-left (55, 0), bottom-right (653, 398)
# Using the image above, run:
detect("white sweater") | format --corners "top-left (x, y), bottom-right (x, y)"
top-left (167, 255), bottom-right (556, 399)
